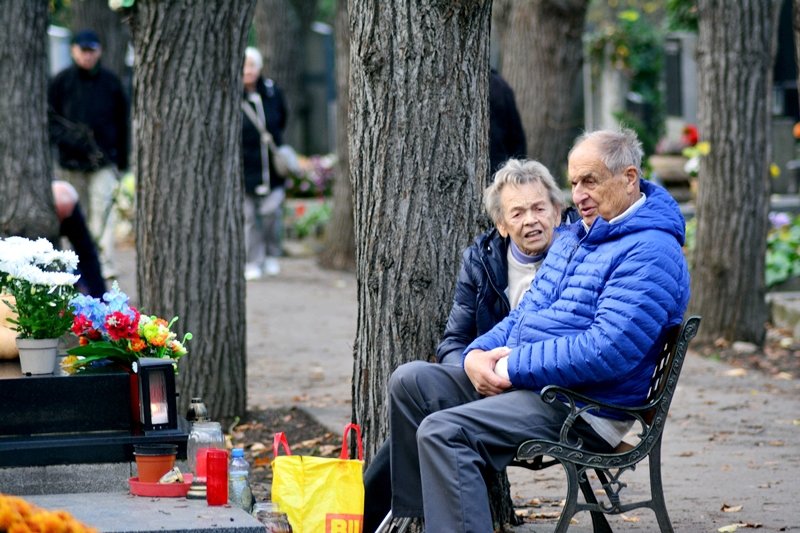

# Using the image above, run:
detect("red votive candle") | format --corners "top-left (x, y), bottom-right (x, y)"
top-left (206, 449), bottom-right (228, 506)
top-left (195, 448), bottom-right (210, 480)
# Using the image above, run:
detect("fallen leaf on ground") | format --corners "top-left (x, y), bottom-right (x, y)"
top-left (679, 451), bottom-right (694, 457)
top-left (528, 511), bottom-right (562, 520)
top-left (249, 442), bottom-right (267, 453)
top-left (721, 503), bottom-right (743, 512)
top-left (621, 514), bottom-right (640, 522)
top-left (768, 440), bottom-right (785, 446)
top-left (297, 436), bottom-right (324, 448)
top-left (724, 368), bottom-right (747, 377)
top-left (253, 456), bottom-right (271, 467)
top-left (719, 523), bottom-right (763, 532)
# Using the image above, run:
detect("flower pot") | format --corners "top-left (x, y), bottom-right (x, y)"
top-left (16, 338), bottom-right (59, 375)
top-left (134, 444), bottom-right (178, 483)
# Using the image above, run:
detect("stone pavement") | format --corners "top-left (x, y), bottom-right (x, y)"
top-left (25, 492), bottom-right (263, 533)
top-left (116, 246), bottom-right (800, 532)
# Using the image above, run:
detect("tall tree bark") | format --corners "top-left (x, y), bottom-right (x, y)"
top-left (350, 1), bottom-right (520, 529)
top-left (0, 1), bottom-right (58, 240)
top-left (794, 0), bottom-right (800, 106)
top-left (253, 0), bottom-right (317, 151)
top-left (491, 0), bottom-right (512, 68)
top-left (318, 0), bottom-right (355, 271)
top-left (689, 0), bottom-right (782, 345)
top-left (71, 0), bottom-right (131, 84)
top-left (501, 0), bottom-right (589, 181)
top-left (128, 0), bottom-right (255, 420)
top-left (350, 0), bottom-right (490, 458)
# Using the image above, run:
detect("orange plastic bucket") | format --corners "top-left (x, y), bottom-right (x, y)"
top-left (134, 444), bottom-right (177, 483)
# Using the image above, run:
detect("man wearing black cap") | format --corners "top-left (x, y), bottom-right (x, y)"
top-left (49, 29), bottom-right (129, 279)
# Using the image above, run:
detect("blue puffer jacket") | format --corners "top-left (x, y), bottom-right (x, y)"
top-left (436, 228), bottom-right (510, 364)
top-left (464, 180), bottom-right (690, 408)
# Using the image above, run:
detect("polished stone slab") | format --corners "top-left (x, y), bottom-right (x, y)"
top-left (26, 491), bottom-right (263, 533)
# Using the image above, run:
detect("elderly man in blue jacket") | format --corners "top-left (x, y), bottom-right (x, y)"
top-left (385, 128), bottom-right (690, 532)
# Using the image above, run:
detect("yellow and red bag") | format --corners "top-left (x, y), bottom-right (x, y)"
top-left (271, 423), bottom-right (364, 533)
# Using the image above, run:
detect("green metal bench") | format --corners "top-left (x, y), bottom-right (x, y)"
top-left (512, 316), bottom-right (702, 532)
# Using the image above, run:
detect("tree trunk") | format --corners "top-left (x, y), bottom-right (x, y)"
top-left (128, 0), bottom-right (255, 420)
top-left (318, 0), bottom-right (355, 271)
top-left (0, 1), bottom-right (58, 240)
top-left (501, 0), bottom-right (588, 181)
top-left (253, 0), bottom-right (317, 152)
top-left (71, 0), bottom-right (131, 84)
top-left (689, 0), bottom-right (782, 346)
top-left (794, 0), bottom-right (800, 105)
top-left (491, 0), bottom-right (512, 68)
top-left (350, 1), bottom-right (520, 529)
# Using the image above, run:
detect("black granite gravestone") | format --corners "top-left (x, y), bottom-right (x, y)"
top-left (0, 358), bottom-right (188, 467)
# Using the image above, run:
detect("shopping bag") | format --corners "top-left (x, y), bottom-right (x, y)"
top-left (271, 423), bottom-right (364, 533)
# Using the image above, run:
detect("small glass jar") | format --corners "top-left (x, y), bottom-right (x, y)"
top-left (186, 420), bottom-right (224, 479)
top-left (252, 503), bottom-right (293, 532)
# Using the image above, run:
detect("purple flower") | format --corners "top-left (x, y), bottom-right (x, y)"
top-left (769, 212), bottom-right (791, 229)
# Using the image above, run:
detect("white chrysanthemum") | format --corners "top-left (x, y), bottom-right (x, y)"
top-left (0, 237), bottom-right (53, 266)
top-left (0, 237), bottom-right (80, 283)
top-left (1, 254), bottom-right (79, 287)
top-left (684, 156), bottom-right (700, 177)
top-left (34, 248), bottom-right (79, 272)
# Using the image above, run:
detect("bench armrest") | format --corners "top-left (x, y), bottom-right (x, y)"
top-left (538, 384), bottom-right (656, 448)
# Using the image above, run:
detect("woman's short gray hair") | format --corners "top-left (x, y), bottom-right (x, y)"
top-left (483, 159), bottom-right (563, 225)
top-left (245, 46), bottom-right (263, 71)
top-left (569, 128), bottom-right (643, 178)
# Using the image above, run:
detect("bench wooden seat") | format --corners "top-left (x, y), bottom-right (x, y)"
top-left (511, 316), bottom-right (701, 532)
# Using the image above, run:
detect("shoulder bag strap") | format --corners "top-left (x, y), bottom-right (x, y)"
top-left (241, 100), bottom-right (276, 147)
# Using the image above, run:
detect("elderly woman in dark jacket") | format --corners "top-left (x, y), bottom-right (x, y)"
top-left (242, 47), bottom-right (288, 280)
top-left (364, 159), bottom-right (577, 532)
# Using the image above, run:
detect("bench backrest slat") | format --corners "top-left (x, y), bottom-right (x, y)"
top-left (642, 316), bottom-right (701, 427)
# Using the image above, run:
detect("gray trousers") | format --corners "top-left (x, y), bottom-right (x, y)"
top-left (58, 166), bottom-right (118, 277)
top-left (244, 189), bottom-right (284, 265)
top-left (388, 361), bottom-right (612, 532)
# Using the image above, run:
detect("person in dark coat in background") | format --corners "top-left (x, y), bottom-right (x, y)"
top-left (242, 46), bottom-right (289, 280)
top-left (363, 159), bottom-right (576, 532)
top-left (489, 69), bottom-right (527, 178)
top-left (49, 29), bottom-right (129, 280)
top-left (52, 181), bottom-right (106, 299)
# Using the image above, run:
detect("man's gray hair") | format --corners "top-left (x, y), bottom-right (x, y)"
top-left (569, 128), bottom-right (644, 178)
top-left (483, 159), bottom-right (563, 225)
top-left (245, 46), bottom-right (263, 72)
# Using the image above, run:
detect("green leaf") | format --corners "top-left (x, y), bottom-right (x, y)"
top-left (67, 341), bottom-right (131, 358)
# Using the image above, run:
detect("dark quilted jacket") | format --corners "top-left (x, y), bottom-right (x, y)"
top-left (436, 228), bottom-right (510, 364)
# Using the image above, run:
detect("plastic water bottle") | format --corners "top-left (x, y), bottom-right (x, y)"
top-left (228, 448), bottom-right (253, 512)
